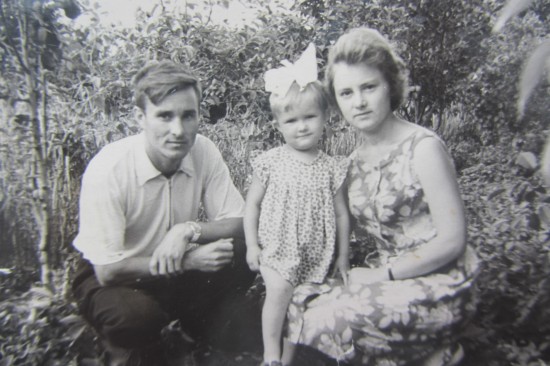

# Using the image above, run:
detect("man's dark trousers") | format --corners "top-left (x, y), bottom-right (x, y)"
top-left (72, 239), bottom-right (258, 364)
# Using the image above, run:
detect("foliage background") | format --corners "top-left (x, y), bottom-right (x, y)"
top-left (0, 0), bottom-right (549, 365)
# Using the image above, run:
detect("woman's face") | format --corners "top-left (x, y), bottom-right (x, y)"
top-left (332, 62), bottom-right (393, 135)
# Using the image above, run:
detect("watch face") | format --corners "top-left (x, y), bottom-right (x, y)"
top-left (188, 222), bottom-right (201, 242)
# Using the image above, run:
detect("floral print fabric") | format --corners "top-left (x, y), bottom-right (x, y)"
top-left (253, 146), bottom-right (348, 287)
top-left (286, 129), bottom-right (479, 365)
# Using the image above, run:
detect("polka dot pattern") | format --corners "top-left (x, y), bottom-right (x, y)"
top-left (252, 147), bottom-right (349, 286)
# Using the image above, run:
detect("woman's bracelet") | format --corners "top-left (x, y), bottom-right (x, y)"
top-left (387, 262), bottom-right (395, 281)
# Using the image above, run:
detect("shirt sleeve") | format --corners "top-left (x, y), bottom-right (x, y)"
top-left (72, 156), bottom-right (127, 265)
top-left (200, 138), bottom-right (245, 220)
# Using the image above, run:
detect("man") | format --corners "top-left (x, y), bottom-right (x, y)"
top-left (72, 60), bottom-right (256, 365)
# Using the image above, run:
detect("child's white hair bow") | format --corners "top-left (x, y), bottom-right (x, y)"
top-left (264, 42), bottom-right (318, 98)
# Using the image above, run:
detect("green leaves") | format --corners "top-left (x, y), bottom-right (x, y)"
top-left (515, 151), bottom-right (539, 172)
top-left (517, 39), bottom-right (550, 119)
top-left (0, 272), bottom-right (92, 365)
top-left (491, 0), bottom-right (549, 120)
top-left (461, 138), bottom-right (550, 344)
top-left (542, 136), bottom-right (550, 186)
top-left (492, 0), bottom-right (534, 33)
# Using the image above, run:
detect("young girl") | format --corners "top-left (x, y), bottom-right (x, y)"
top-left (244, 44), bottom-right (350, 366)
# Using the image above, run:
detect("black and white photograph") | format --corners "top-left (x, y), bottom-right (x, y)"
top-left (0, 0), bottom-right (549, 365)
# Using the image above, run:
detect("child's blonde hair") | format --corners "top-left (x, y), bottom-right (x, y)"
top-left (269, 81), bottom-right (330, 122)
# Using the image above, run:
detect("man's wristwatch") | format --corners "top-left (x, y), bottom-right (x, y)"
top-left (185, 221), bottom-right (201, 242)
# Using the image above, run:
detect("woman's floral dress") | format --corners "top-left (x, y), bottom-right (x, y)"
top-left (286, 129), bottom-right (479, 365)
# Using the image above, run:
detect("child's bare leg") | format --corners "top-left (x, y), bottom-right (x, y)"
top-left (281, 339), bottom-right (296, 365)
top-left (260, 265), bottom-right (294, 363)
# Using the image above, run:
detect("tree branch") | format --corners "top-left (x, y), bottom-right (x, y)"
top-left (0, 2), bottom-right (31, 75)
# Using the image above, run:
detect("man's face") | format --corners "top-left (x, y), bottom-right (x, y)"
top-left (135, 88), bottom-right (199, 174)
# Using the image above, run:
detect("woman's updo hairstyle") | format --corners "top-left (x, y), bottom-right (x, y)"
top-left (326, 27), bottom-right (409, 112)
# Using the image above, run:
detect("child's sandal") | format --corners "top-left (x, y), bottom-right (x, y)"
top-left (444, 343), bottom-right (464, 366)
top-left (259, 361), bottom-right (283, 366)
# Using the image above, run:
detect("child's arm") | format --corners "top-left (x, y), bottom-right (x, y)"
top-left (244, 174), bottom-right (266, 272)
top-left (334, 184), bottom-right (350, 286)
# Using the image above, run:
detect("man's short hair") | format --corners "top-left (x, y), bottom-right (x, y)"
top-left (133, 60), bottom-right (202, 110)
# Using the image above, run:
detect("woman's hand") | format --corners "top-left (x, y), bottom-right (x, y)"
top-left (348, 267), bottom-right (388, 285)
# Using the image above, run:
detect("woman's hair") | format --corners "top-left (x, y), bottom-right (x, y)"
top-left (269, 80), bottom-right (330, 121)
top-left (133, 60), bottom-right (202, 110)
top-left (325, 27), bottom-right (408, 111)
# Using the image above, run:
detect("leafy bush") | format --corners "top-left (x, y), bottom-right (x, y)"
top-left (458, 133), bottom-right (550, 364)
top-left (0, 270), bottom-right (97, 366)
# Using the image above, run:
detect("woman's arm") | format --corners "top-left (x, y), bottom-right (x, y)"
top-left (350, 137), bottom-right (466, 284)
top-left (391, 137), bottom-right (466, 279)
top-left (243, 175), bottom-right (266, 272)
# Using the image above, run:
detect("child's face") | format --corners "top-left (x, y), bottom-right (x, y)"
top-left (275, 95), bottom-right (326, 153)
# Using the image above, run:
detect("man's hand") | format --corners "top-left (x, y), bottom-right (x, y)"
top-left (182, 239), bottom-right (234, 272)
top-left (149, 224), bottom-right (193, 276)
top-left (246, 245), bottom-right (261, 272)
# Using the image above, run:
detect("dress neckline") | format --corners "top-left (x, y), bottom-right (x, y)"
top-left (353, 130), bottom-right (422, 169)
top-left (281, 145), bottom-right (323, 165)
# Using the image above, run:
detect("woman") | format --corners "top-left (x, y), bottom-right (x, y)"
top-left (284, 28), bottom-right (479, 366)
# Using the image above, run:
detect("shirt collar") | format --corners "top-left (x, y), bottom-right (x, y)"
top-left (135, 133), bottom-right (195, 186)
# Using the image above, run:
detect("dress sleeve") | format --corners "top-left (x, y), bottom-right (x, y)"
top-left (251, 152), bottom-right (271, 187)
top-left (332, 156), bottom-right (350, 195)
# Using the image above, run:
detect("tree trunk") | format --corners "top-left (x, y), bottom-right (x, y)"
top-left (542, 134), bottom-right (550, 187)
top-left (25, 73), bottom-right (52, 289)
top-left (19, 9), bottom-right (52, 290)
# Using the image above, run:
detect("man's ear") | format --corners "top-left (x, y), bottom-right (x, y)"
top-left (134, 106), bottom-right (145, 128)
